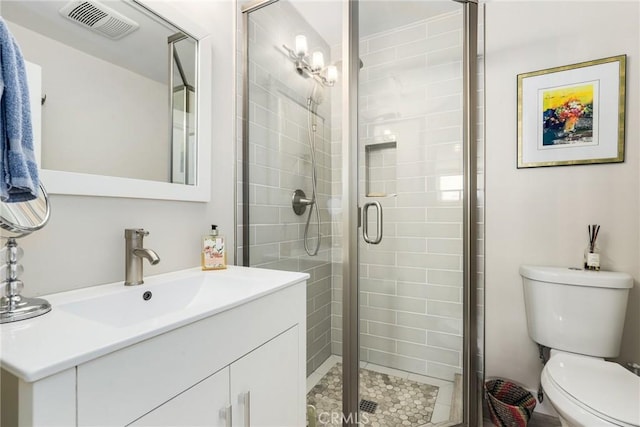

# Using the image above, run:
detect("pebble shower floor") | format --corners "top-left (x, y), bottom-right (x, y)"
top-left (307, 363), bottom-right (439, 426)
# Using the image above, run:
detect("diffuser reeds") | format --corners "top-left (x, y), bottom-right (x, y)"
top-left (585, 224), bottom-right (601, 271)
top-left (588, 224), bottom-right (600, 253)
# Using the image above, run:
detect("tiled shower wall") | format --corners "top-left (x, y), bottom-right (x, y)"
top-left (331, 10), bottom-right (467, 381)
top-left (238, 1), bottom-right (336, 375)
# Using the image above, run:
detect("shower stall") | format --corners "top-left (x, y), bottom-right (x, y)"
top-left (238, 0), bottom-right (483, 425)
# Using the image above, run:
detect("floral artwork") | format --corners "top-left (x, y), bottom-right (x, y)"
top-left (517, 55), bottom-right (625, 168)
top-left (541, 82), bottom-right (597, 147)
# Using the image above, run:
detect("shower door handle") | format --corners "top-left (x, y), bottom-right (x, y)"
top-left (219, 404), bottom-right (232, 427)
top-left (362, 201), bottom-right (383, 244)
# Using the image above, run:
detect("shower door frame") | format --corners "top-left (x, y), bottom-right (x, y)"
top-left (240, 0), bottom-right (481, 425)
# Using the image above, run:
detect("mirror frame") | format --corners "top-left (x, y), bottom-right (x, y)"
top-left (37, 0), bottom-right (212, 202)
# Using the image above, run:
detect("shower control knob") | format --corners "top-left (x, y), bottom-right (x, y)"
top-left (292, 189), bottom-right (313, 216)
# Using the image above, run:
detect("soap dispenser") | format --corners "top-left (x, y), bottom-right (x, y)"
top-left (202, 225), bottom-right (226, 270)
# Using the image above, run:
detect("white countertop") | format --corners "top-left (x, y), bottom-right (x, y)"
top-left (0, 266), bottom-right (309, 382)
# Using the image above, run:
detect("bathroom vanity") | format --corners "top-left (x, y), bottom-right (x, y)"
top-left (0, 266), bottom-right (308, 426)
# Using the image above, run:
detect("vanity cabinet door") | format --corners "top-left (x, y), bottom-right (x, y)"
top-left (230, 326), bottom-right (301, 427)
top-left (129, 367), bottom-right (230, 427)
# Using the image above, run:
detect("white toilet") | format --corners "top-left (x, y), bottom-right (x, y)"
top-left (520, 265), bottom-right (640, 427)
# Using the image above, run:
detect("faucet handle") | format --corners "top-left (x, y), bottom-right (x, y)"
top-left (125, 228), bottom-right (149, 239)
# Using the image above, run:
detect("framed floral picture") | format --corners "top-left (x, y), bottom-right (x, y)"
top-left (517, 55), bottom-right (626, 168)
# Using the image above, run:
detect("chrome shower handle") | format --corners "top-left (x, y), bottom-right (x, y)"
top-left (362, 201), bottom-right (383, 244)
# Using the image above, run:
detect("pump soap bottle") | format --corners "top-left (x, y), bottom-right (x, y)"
top-left (202, 225), bottom-right (227, 270)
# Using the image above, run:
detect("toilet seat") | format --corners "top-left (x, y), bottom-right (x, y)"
top-left (543, 351), bottom-right (640, 427)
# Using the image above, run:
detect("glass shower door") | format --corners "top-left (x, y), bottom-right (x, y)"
top-left (344, 1), bottom-right (479, 425)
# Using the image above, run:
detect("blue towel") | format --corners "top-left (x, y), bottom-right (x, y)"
top-left (0, 17), bottom-right (39, 203)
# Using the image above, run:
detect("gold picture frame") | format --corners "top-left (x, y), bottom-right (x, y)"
top-left (517, 55), bottom-right (626, 168)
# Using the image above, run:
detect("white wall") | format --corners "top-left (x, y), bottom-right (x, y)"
top-left (485, 0), bottom-right (639, 401)
top-left (10, 0), bottom-right (237, 297)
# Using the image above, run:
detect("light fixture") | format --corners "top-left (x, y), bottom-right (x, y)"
top-left (283, 35), bottom-right (337, 87)
top-left (311, 51), bottom-right (324, 70)
top-left (295, 34), bottom-right (308, 56)
top-left (326, 65), bottom-right (338, 83)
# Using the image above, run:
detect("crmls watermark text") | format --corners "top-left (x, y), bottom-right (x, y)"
top-left (317, 411), bottom-right (371, 425)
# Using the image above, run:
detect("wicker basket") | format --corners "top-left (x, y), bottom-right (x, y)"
top-left (485, 379), bottom-right (537, 427)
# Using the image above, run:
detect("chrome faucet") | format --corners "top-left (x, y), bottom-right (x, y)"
top-left (124, 229), bottom-right (160, 286)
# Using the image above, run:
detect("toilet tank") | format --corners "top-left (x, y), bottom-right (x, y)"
top-left (520, 265), bottom-right (633, 358)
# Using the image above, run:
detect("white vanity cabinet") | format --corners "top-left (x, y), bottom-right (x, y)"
top-left (130, 327), bottom-right (300, 427)
top-left (1, 267), bottom-right (307, 427)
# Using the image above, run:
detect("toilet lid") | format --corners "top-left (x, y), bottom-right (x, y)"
top-left (546, 352), bottom-right (640, 426)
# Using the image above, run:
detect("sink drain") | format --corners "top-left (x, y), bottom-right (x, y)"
top-left (142, 291), bottom-right (152, 301)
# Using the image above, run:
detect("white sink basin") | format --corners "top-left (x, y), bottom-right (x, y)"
top-left (59, 275), bottom-right (207, 327)
top-left (0, 266), bottom-right (309, 382)
top-left (56, 268), bottom-right (292, 328)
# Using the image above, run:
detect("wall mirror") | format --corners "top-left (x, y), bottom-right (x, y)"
top-left (1, 0), bottom-right (211, 201)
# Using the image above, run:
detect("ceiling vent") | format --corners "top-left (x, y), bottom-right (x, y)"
top-left (59, 0), bottom-right (139, 40)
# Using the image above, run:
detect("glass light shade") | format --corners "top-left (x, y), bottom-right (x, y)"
top-left (295, 35), bottom-right (308, 56)
top-left (326, 65), bottom-right (338, 83)
top-left (312, 51), bottom-right (324, 70)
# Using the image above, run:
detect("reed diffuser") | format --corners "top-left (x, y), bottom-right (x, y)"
top-left (584, 224), bottom-right (601, 271)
